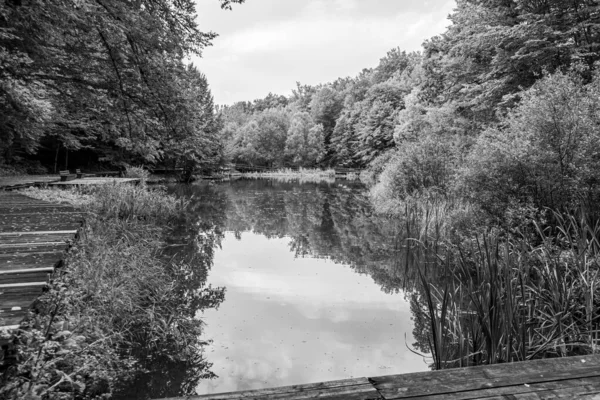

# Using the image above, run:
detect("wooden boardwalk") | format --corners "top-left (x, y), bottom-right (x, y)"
top-left (0, 175), bottom-right (60, 190)
top-left (162, 354), bottom-right (600, 400)
top-left (0, 191), bottom-right (82, 329)
top-left (49, 177), bottom-right (140, 186)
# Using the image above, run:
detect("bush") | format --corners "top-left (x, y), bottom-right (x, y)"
top-left (457, 70), bottom-right (600, 217)
top-left (370, 135), bottom-right (457, 213)
top-left (124, 165), bottom-right (150, 184)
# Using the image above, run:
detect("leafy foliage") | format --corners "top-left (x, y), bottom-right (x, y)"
top-left (0, 0), bottom-right (226, 172)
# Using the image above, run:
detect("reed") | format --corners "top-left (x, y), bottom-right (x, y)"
top-left (416, 208), bottom-right (600, 368)
top-left (89, 183), bottom-right (182, 222)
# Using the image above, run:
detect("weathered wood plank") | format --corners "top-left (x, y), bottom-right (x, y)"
top-left (0, 245), bottom-right (68, 254)
top-left (0, 267), bottom-right (54, 275)
top-left (0, 225), bottom-right (80, 233)
top-left (0, 234), bottom-right (75, 244)
top-left (0, 242), bottom-right (71, 249)
top-left (482, 380), bottom-right (600, 399)
top-left (0, 215), bottom-right (81, 222)
top-left (177, 378), bottom-right (372, 400)
top-left (396, 375), bottom-right (600, 400)
top-left (372, 355), bottom-right (600, 399)
top-left (0, 230), bottom-right (78, 236)
top-left (0, 272), bottom-right (50, 285)
top-left (0, 253), bottom-right (63, 270)
top-left (165, 382), bottom-right (381, 400)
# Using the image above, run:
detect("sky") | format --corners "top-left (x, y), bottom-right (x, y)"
top-left (192, 0), bottom-right (457, 105)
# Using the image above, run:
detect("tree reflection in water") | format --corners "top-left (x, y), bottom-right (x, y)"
top-left (117, 179), bottom-right (440, 398)
top-left (191, 179), bottom-right (436, 294)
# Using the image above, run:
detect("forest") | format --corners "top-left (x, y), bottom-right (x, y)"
top-left (0, 0), bottom-right (243, 174)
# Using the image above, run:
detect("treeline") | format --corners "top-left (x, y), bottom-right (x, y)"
top-left (0, 0), bottom-right (242, 173)
top-left (219, 50), bottom-right (419, 168)
top-left (221, 0), bottom-right (600, 218)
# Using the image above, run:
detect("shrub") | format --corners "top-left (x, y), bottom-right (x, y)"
top-left (370, 134), bottom-right (457, 213)
top-left (124, 165), bottom-right (150, 184)
top-left (457, 70), bottom-right (600, 217)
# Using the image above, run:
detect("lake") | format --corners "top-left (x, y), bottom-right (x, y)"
top-left (178, 179), bottom-right (431, 395)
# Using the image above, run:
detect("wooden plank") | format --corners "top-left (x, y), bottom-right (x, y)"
top-left (0, 245), bottom-right (67, 254)
top-left (50, 177), bottom-right (139, 186)
top-left (482, 379), bottom-right (600, 399)
top-left (372, 355), bottom-right (600, 399)
top-left (0, 234), bottom-right (74, 245)
top-left (0, 230), bottom-right (78, 236)
top-left (0, 282), bottom-right (47, 288)
top-left (0, 242), bottom-right (71, 249)
top-left (0, 267), bottom-right (54, 275)
top-left (0, 254), bottom-right (63, 271)
top-left (181, 378), bottom-right (372, 400)
top-left (0, 225), bottom-right (80, 233)
top-left (0, 272), bottom-right (50, 285)
top-left (398, 376), bottom-right (600, 400)
top-left (166, 382), bottom-right (381, 400)
top-left (0, 215), bottom-right (83, 224)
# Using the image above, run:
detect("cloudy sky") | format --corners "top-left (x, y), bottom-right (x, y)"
top-left (192, 0), bottom-right (457, 105)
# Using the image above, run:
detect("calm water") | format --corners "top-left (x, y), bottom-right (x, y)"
top-left (185, 179), bottom-right (430, 395)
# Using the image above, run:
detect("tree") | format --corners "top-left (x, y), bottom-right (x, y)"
top-left (251, 108), bottom-right (290, 167)
top-left (458, 70), bottom-right (600, 216)
top-left (355, 80), bottom-right (406, 164)
top-left (309, 86), bottom-right (344, 163)
top-left (285, 112), bottom-right (324, 166)
top-left (0, 0), bottom-right (233, 167)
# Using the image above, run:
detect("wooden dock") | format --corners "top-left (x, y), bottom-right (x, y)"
top-left (0, 191), bottom-right (82, 329)
top-left (161, 354), bottom-right (600, 400)
top-left (0, 175), bottom-right (60, 190)
top-left (49, 177), bottom-right (140, 186)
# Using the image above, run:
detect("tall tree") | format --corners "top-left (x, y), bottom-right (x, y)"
top-left (0, 0), bottom-right (236, 167)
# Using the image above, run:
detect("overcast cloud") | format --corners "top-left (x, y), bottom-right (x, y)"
top-left (192, 0), bottom-right (457, 105)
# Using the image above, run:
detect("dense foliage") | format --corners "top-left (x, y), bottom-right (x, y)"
top-left (0, 0), bottom-right (243, 173)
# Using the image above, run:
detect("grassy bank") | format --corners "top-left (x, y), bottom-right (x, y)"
top-left (240, 167), bottom-right (339, 183)
top-left (1, 184), bottom-right (223, 399)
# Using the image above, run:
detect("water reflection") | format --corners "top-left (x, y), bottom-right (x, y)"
top-left (173, 180), bottom-right (431, 394)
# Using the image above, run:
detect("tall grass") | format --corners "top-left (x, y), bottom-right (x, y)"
top-left (89, 183), bottom-right (182, 222)
top-left (416, 209), bottom-right (600, 368)
top-left (241, 167), bottom-right (336, 183)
